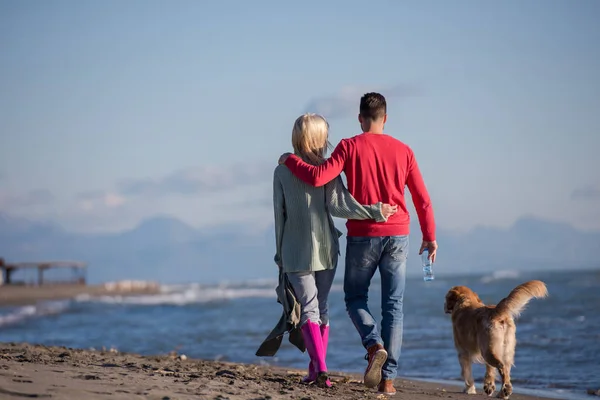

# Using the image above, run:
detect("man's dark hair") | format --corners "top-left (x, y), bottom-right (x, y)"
top-left (359, 92), bottom-right (387, 121)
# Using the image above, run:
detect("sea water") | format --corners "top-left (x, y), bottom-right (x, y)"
top-left (1, 269), bottom-right (599, 399)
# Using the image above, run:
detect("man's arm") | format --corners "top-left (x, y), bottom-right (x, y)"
top-left (282, 141), bottom-right (349, 187)
top-left (406, 150), bottom-right (436, 243)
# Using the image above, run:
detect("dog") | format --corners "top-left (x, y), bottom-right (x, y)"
top-left (444, 280), bottom-right (548, 399)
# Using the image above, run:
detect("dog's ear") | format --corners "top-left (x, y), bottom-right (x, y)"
top-left (444, 288), bottom-right (462, 314)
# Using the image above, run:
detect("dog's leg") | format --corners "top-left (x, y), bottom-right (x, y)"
top-left (497, 323), bottom-right (516, 399)
top-left (483, 363), bottom-right (497, 397)
top-left (459, 354), bottom-right (476, 394)
top-left (497, 364), bottom-right (512, 400)
top-left (484, 353), bottom-right (511, 400)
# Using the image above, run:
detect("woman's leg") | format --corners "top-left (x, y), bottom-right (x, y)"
top-left (315, 267), bottom-right (337, 327)
top-left (315, 268), bottom-right (336, 387)
top-left (315, 267), bottom-right (336, 358)
top-left (286, 271), bottom-right (320, 326)
top-left (286, 271), bottom-right (330, 388)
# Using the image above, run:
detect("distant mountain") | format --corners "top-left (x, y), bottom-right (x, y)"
top-left (0, 213), bottom-right (275, 284)
top-left (0, 213), bottom-right (598, 284)
top-left (436, 216), bottom-right (600, 271)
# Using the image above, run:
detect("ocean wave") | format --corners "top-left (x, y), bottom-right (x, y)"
top-left (216, 277), bottom-right (279, 288)
top-left (480, 269), bottom-right (520, 283)
top-left (0, 300), bottom-right (71, 328)
top-left (77, 287), bottom-right (275, 306)
top-left (77, 279), bottom-right (344, 306)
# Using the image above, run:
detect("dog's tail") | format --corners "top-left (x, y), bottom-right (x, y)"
top-left (493, 280), bottom-right (548, 320)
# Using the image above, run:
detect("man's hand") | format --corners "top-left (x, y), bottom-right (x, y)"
top-left (419, 240), bottom-right (438, 263)
top-left (381, 204), bottom-right (398, 219)
top-left (278, 153), bottom-right (292, 165)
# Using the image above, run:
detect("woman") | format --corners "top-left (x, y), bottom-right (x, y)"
top-left (273, 113), bottom-right (396, 388)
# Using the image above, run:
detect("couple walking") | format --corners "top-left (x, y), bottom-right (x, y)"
top-left (273, 92), bottom-right (437, 395)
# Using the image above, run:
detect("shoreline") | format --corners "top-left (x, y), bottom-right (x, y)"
top-left (0, 280), bottom-right (160, 306)
top-left (0, 342), bottom-right (571, 400)
top-left (411, 377), bottom-right (590, 400)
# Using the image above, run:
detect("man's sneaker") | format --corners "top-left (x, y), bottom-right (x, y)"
top-left (363, 344), bottom-right (387, 388)
top-left (378, 379), bottom-right (397, 395)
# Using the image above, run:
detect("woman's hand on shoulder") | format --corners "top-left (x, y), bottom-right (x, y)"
top-left (381, 204), bottom-right (398, 219)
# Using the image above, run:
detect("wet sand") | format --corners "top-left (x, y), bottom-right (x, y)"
top-left (0, 281), bottom-right (159, 306)
top-left (0, 343), bottom-right (558, 400)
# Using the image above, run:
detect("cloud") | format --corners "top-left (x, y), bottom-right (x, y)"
top-left (0, 189), bottom-right (55, 209)
top-left (76, 191), bottom-right (126, 211)
top-left (304, 84), bottom-right (420, 119)
top-left (36, 161), bottom-right (275, 232)
top-left (571, 184), bottom-right (600, 201)
top-left (67, 178), bottom-right (273, 233)
top-left (116, 162), bottom-right (273, 198)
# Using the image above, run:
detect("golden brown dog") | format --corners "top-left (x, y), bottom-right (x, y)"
top-left (444, 280), bottom-right (548, 399)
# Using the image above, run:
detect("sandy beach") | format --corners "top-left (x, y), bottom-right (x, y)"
top-left (0, 281), bottom-right (160, 307)
top-left (0, 343), bottom-right (560, 400)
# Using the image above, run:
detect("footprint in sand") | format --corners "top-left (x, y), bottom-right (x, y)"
top-left (74, 374), bottom-right (101, 380)
top-left (0, 387), bottom-right (51, 398)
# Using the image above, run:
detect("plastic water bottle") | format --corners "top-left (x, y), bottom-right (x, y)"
top-left (422, 249), bottom-right (435, 281)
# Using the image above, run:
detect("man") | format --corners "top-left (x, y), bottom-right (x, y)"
top-left (278, 92), bottom-right (437, 395)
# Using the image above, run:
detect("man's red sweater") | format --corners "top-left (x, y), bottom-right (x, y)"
top-left (284, 132), bottom-right (436, 241)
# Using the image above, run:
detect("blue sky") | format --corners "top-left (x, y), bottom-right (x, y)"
top-left (1, 0), bottom-right (599, 234)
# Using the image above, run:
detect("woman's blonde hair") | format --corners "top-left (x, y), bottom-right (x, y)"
top-left (291, 113), bottom-right (332, 165)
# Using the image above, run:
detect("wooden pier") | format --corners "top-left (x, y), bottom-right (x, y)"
top-left (0, 258), bottom-right (87, 286)
top-left (0, 257), bottom-right (160, 306)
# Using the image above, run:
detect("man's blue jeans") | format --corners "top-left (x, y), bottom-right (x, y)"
top-left (344, 235), bottom-right (408, 381)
